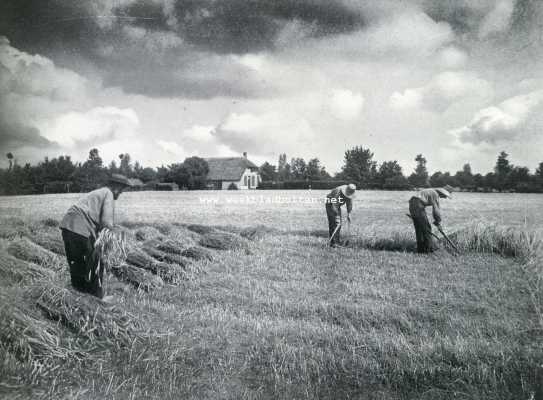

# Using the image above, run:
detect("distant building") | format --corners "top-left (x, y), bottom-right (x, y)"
top-left (206, 152), bottom-right (261, 190)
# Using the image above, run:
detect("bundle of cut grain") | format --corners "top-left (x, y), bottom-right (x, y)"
top-left (143, 246), bottom-right (192, 269)
top-left (0, 217), bottom-right (29, 239)
top-left (7, 237), bottom-right (62, 271)
top-left (155, 239), bottom-right (185, 255)
top-left (111, 263), bottom-right (164, 291)
top-left (167, 226), bottom-right (199, 248)
top-left (199, 232), bottom-right (249, 251)
top-left (134, 226), bottom-right (163, 242)
top-left (41, 218), bottom-right (59, 228)
top-left (0, 293), bottom-right (66, 362)
top-left (0, 252), bottom-right (54, 286)
top-left (126, 248), bottom-right (186, 283)
top-left (95, 228), bottom-right (128, 270)
top-left (30, 231), bottom-right (66, 255)
top-left (181, 246), bottom-right (214, 261)
top-left (186, 224), bottom-right (217, 235)
top-left (239, 225), bottom-right (276, 240)
top-left (35, 284), bottom-right (141, 346)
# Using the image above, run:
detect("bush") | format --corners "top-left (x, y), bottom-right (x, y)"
top-left (227, 182), bottom-right (238, 190)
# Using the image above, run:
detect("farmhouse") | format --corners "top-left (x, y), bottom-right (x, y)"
top-left (206, 153), bottom-right (261, 190)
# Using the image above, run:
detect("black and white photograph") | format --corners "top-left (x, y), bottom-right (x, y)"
top-left (0, 0), bottom-right (542, 398)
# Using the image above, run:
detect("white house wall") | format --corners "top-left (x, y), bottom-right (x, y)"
top-left (220, 169), bottom-right (261, 190)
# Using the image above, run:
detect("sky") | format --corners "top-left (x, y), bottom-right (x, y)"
top-left (1, 0), bottom-right (542, 175)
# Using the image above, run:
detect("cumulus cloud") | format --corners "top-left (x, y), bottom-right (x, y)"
top-left (478, 0), bottom-right (516, 38)
top-left (157, 139), bottom-right (189, 161)
top-left (0, 36), bottom-right (89, 151)
top-left (389, 71), bottom-right (492, 112)
top-left (437, 46), bottom-right (468, 69)
top-left (450, 90), bottom-right (543, 145)
top-left (329, 89), bottom-right (365, 121)
top-left (38, 107), bottom-right (140, 148)
top-left (214, 112), bottom-right (315, 156)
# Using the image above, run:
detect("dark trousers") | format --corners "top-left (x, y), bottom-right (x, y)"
top-left (61, 229), bottom-right (104, 298)
top-left (326, 203), bottom-right (341, 246)
top-left (409, 197), bottom-right (434, 253)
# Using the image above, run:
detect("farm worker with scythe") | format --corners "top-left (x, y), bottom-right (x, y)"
top-left (59, 174), bottom-right (133, 298)
top-left (408, 185), bottom-right (453, 253)
top-left (326, 183), bottom-right (356, 247)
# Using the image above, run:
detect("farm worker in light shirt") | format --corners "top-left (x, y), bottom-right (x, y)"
top-left (325, 183), bottom-right (356, 247)
top-left (59, 174), bottom-right (133, 298)
top-left (408, 185), bottom-right (454, 253)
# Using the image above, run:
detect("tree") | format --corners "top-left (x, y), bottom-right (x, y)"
top-left (377, 161), bottom-right (403, 185)
top-left (535, 162), bottom-right (543, 182)
top-left (119, 153), bottom-right (134, 178)
top-left (494, 151), bottom-right (513, 191)
top-left (277, 154), bottom-right (291, 181)
top-left (6, 152), bottom-right (13, 171)
top-left (507, 166), bottom-right (532, 192)
top-left (340, 146), bottom-right (377, 188)
top-left (137, 167), bottom-right (157, 182)
top-left (408, 154), bottom-right (429, 188)
top-left (181, 156), bottom-right (209, 189)
top-left (454, 163), bottom-right (475, 189)
top-left (259, 162), bottom-right (277, 182)
top-left (290, 157), bottom-right (307, 180)
top-left (72, 148), bottom-right (107, 191)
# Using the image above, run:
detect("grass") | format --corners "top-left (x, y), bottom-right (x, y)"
top-left (0, 191), bottom-right (542, 399)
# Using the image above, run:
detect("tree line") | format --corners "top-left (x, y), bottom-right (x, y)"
top-left (258, 148), bottom-right (543, 193)
top-left (1, 147), bottom-right (543, 195)
top-left (0, 149), bottom-right (210, 195)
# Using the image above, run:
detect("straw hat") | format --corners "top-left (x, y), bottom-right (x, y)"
top-left (341, 183), bottom-right (357, 199)
top-left (436, 185), bottom-right (453, 198)
top-left (109, 173), bottom-right (133, 187)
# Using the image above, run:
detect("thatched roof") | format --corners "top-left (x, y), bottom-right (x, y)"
top-left (205, 157), bottom-right (258, 181)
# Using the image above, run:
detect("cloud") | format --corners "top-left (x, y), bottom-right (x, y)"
top-left (0, 36), bottom-right (90, 152)
top-left (38, 107), bottom-right (140, 148)
top-left (437, 46), bottom-right (468, 68)
top-left (478, 0), bottom-right (516, 38)
top-left (389, 71), bottom-right (492, 112)
top-left (450, 90), bottom-right (543, 145)
top-left (214, 112), bottom-right (315, 156)
top-left (157, 139), bottom-right (189, 161)
top-left (329, 89), bottom-right (365, 121)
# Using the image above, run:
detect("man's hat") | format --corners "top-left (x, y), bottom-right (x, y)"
top-left (341, 183), bottom-right (357, 199)
top-left (436, 185), bottom-right (453, 199)
top-left (109, 173), bottom-right (133, 187)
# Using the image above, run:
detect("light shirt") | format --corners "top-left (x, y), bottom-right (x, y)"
top-left (413, 188), bottom-right (441, 224)
top-left (60, 187), bottom-right (115, 239)
top-left (326, 185), bottom-right (353, 213)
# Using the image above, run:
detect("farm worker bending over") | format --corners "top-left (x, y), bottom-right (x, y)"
top-left (408, 185), bottom-right (453, 253)
top-left (325, 184), bottom-right (356, 247)
top-left (60, 174), bottom-right (133, 298)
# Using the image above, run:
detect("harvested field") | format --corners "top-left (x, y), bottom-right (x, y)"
top-left (0, 191), bottom-right (542, 400)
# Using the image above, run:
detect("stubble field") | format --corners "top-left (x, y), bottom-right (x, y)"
top-left (0, 190), bottom-right (542, 399)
